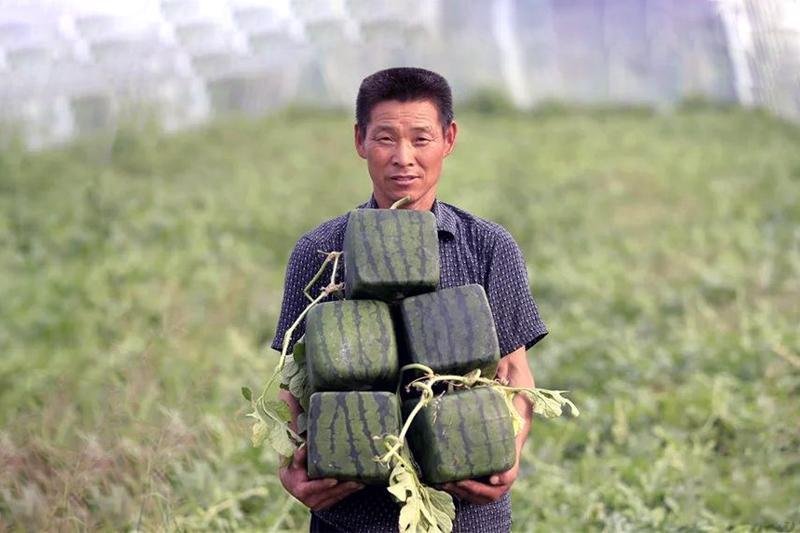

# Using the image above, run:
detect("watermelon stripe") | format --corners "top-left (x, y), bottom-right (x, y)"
top-left (311, 308), bottom-right (330, 389)
top-left (412, 296), bottom-right (435, 365)
top-left (373, 303), bottom-right (390, 373)
top-left (455, 393), bottom-right (476, 474)
top-left (371, 212), bottom-right (399, 282)
top-left (326, 396), bottom-right (339, 459)
top-left (334, 304), bottom-right (357, 381)
top-left (307, 397), bottom-right (322, 470)
top-left (338, 393), bottom-right (363, 477)
top-left (391, 210), bottom-right (413, 281)
top-left (487, 388), bottom-right (509, 464)
top-left (416, 213), bottom-right (428, 281)
top-left (354, 393), bottom-right (378, 460)
top-left (353, 213), bottom-right (381, 282)
top-left (351, 300), bottom-right (366, 379)
top-left (433, 290), bottom-right (455, 367)
top-left (436, 290), bottom-right (458, 368)
top-left (374, 391), bottom-right (391, 434)
top-left (475, 389), bottom-right (494, 465)
top-left (453, 287), bottom-right (476, 367)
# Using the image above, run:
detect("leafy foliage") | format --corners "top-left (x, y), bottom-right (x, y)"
top-left (383, 438), bottom-right (455, 533)
top-left (247, 394), bottom-right (295, 456)
top-left (1, 107), bottom-right (799, 530)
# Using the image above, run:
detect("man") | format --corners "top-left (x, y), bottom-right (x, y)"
top-left (271, 67), bottom-right (548, 532)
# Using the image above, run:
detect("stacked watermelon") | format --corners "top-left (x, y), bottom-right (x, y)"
top-left (304, 207), bottom-right (516, 485)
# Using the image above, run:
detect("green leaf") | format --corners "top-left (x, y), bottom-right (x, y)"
top-left (292, 340), bottom-right (306, 364)
top-left (281, 356), bottom-right (300, 383)
top-left (257, 398), bottom-right (291, 423)
top-left (289, 368), bottom-right (310, 411)
top-left (288, 371), bottom-right (306, 402)
top-left (249, 399), bottom-right (297, 456)
top-left (241, 386), bottom-right (252, 402)
top-left (267, 421), bottom-right (297, 457)
top-left (297, 412), bottom-right (308, 434)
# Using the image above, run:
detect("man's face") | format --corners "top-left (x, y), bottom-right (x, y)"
top-left (354, 99), bottom-right (457, 210)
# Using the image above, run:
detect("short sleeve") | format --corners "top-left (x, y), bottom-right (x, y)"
top-left (270, 237), bottom-right (334, 353)
top-left (484, 229), bottom-right (548, 356)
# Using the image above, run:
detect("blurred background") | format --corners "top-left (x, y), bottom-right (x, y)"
top-left (2, 0), bottom-right (800, 148)
top-left (1, 0), bottom-right (799, 531)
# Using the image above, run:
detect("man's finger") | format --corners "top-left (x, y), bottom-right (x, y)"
top-left (455, 479), bottom-right (507, 500)
top-left (311, 482), bottom-right (364, 510)
top-left (489, 469), bottom-right (515, 486)
top-left (440, 483), bottom-right (472, 502)
top-left (296, 477), bottom-right (339, 499)
top-left (292, 445), bottom-right (308, 469)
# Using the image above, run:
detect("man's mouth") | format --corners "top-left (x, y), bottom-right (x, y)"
top-left (390, 175), bottom-right (418, 184)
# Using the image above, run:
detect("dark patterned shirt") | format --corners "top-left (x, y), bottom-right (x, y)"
top-left (271, 196), bottom-right (548, 532)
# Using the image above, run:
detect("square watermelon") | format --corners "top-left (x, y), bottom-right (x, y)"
top-left (399, 284), bottom-right (500, 377)
top-left (404, 387), bottom-right (516, 484)
top-left (343, 209), bottom-right (439, 301)
top-left (307, 391), bottom-right (400, 484)
top-left (305, 299), bottom-right (399, 392)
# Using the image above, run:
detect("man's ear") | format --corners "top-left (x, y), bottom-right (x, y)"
top-left (443, 120), bottom-right (458, 157)
top-left (354, 123), bottom-right (367, 159)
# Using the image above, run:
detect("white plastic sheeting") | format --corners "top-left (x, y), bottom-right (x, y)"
top-left (0, 0), bottom-right (798, 149)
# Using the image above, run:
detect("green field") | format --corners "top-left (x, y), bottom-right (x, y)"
top-left (1, 105), bottom-right (798, 531)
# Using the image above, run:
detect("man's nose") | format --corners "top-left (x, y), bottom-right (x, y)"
top-left (391, 141), bottom-right (414, 167)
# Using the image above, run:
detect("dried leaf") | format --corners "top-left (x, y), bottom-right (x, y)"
top-left (501, 389), bottom-right (525, 435)
top-left (384, 441), bottom-right (455, 533)
top-left (462, 369), bottom-right (481, 387)
top-left (251, 420), bottom-right (268, 447)
top-left (523, 389), bottom-right (580, 419)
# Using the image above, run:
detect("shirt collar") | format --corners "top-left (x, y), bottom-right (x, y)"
top-left (360, 195), bottom-right (457, 237)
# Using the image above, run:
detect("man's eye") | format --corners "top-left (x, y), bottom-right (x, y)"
top-left (415, 138), bottom-right (432, 144)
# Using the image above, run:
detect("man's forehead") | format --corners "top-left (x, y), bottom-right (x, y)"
top-left (368, 100), bottom-right (442, 130)
top-left (371, 122), bottom-right (435, 132)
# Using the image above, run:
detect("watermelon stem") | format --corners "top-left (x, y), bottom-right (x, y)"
top-left (303, 251), bottom-right (344, 302)
top-left (389, 195), bottom-right (412, 209)
top-left (248, 250), bottom-right (346, 456)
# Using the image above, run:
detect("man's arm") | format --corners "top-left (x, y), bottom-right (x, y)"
top-left (441, 346), bottom-right (534, 504)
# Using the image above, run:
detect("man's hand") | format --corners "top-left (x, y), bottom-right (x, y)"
top-left (440, 460), bottom-right (520, 505)
top-left (441, 346), bottom-right (534, 505)
top-left (278, 446), bottom-right (364, 511)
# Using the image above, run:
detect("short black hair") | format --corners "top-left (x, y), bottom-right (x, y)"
top-left (356, 67), bottom-right (454, 136)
